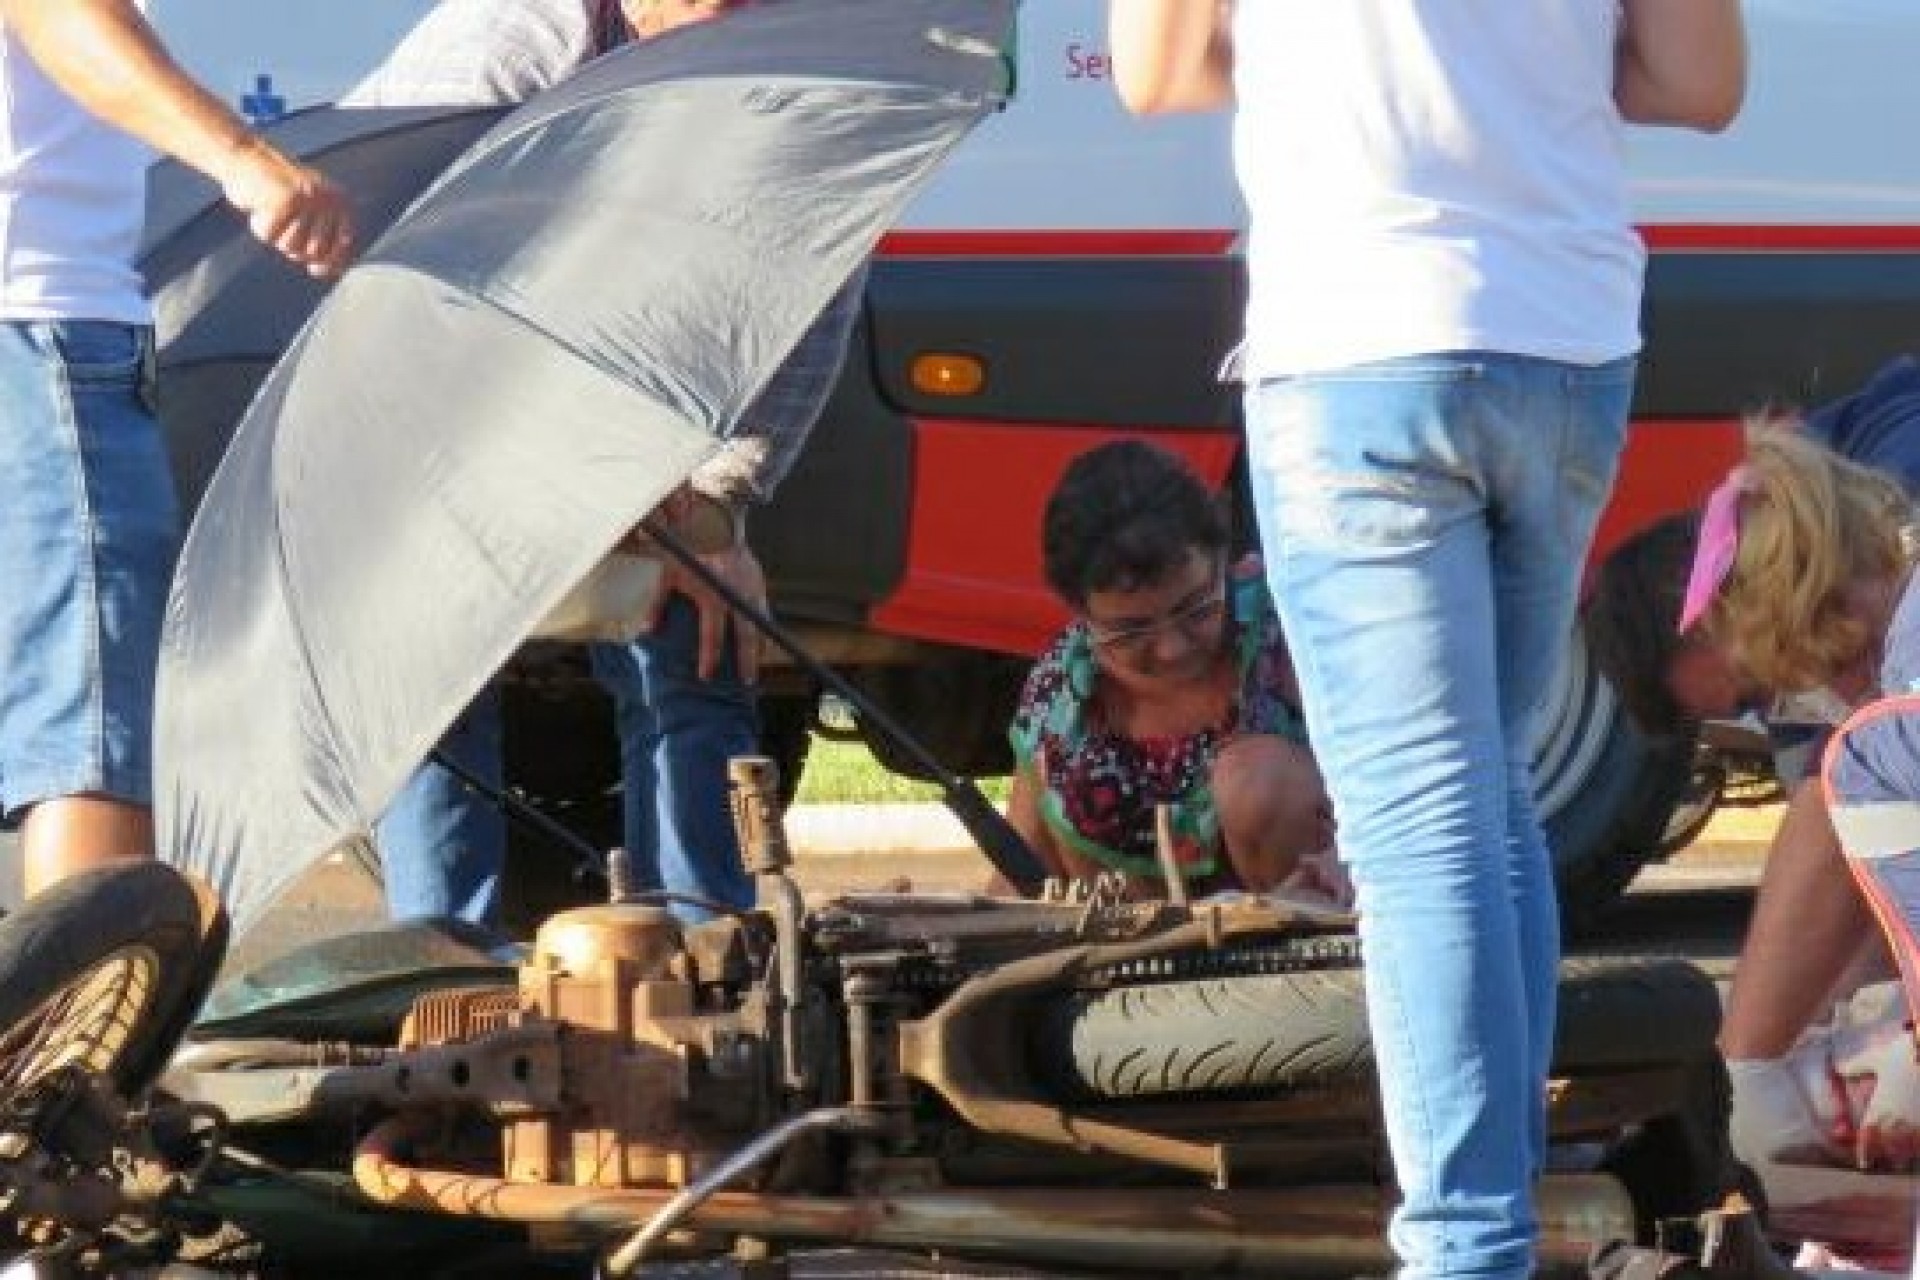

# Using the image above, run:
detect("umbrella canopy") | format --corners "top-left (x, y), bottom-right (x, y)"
top-left (143, 105), bottom-right (506, 515)
top-left (156, 0), bottom-right (1017, 934)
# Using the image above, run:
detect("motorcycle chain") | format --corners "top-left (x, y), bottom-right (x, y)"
top-left (873, 933), bottom-right (1361, 997)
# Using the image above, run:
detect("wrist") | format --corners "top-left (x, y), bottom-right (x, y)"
top-left (676, 490), bottom-right (747, 554)
top-left (214, 131), bottom-right (267, 199)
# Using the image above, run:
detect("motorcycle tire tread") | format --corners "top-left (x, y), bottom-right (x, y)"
top-left (0, 862), bottom-right (228, 1096)
top-left (1036, 952), bottom-right (1721, 1101)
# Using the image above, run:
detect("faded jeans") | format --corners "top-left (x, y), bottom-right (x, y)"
top-left (1244, 352), bottom-right (1634, 1280)
top-left (0, 321), bottom-right (177, 816)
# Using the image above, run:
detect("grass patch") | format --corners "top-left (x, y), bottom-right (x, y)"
top-left (793, 733), bottom-right (1011, 806)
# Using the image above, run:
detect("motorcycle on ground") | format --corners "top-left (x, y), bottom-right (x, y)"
top-left (0, 759), bottom-right (1733, 1278)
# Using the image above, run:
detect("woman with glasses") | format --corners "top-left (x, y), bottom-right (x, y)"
top-left (1005, 440), bottom-right (1348, 904)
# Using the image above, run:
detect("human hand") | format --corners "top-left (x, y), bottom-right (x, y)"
top-left (1833, 1022), bottom-right (1920, 1170)
top-left (220, 137), bottom-right (355, 279)
top-left (645, 540), bottom-right (766, 683)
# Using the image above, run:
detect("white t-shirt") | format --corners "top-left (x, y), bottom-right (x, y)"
top-left (1231, 2), bottom-right (1645, 380)
top-left (0, 23), bottom-right (152, 324)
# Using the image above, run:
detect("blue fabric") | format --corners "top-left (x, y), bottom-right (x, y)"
top-left (379, 598), bottom-right (756, 926)
top-left (0, 320), bottom-right (178, 816)
top-left (589, 595), bottom-right (757, 922)
top-left (1802, 355), bottom-right (1920, 498)
top-left (376, 685), bottom-right (507, 923)
top-left (1825, 577), bottom-right (1920, 808)
top-left (1246, 351), bottom-right (1634, 1280)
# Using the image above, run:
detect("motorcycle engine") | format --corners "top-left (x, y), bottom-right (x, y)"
top-left (411, 900), bottom-right (776, 1191)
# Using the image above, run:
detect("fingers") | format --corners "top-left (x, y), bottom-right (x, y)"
top-left (224, 142), bottom-right (357, 278)
top-left (731, 546), bottom-right (767, 685)
top-left (693, 585), bottom-right (728, 682)
top-left (1856, 1116), bottom-right (1920, 1171)
top-left (734, 615), bottom-right (761, 685)
top-left (653, 544), bottom-right (764, 684)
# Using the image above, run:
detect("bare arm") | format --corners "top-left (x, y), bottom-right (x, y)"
top-left (1107, 0), bottom-right (1233, 116)
top-left (1004, 765), bottom-right (1071, 890)
top-left (0, 0), bottom-right (354, 275)
top-left (1615, 0), bottom-right (1747, 132)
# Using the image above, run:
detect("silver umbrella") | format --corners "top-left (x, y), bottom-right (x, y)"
top-left (156, 0), bottom-right (1018, 933)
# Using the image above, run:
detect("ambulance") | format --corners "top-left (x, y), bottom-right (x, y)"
top-left (144, 0), bottom-right (1920, 929)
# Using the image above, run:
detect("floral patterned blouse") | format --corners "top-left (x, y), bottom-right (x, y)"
top-left (1008, 564), bottom-right (1308, 880)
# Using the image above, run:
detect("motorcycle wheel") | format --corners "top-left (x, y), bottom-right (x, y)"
top-left (0, 862), bottom-right (227, 1098)
top-left (1034, 946), bottom-right (1720, 1100)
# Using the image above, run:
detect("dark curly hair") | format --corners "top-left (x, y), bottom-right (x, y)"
top-left (1581, 511), bottom-right (1700, 739)
top-left (1042, 440), bottom-right (1228, 607)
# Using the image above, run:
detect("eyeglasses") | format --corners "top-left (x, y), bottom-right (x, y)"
top-left (1085, 587), bottom-right (1228, 660)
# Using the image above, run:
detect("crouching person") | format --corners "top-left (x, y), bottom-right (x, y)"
top-left (1001, 440), bottom-right (1349, 907)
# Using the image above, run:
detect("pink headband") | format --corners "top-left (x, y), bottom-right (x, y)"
top-left (1678, 465), bottom-right (1753, 634)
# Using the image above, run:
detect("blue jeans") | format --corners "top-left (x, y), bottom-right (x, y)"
top-left (588, 596), bottom-right (757, 923)
top-left (375, 684), bottom-right (506, 923)
top-left (1244, 352), bottom-right (1634, 1280)
top-left (377, 597), bottom-right (756, 925)
top-left (0, 321), bottom-right (178, 816)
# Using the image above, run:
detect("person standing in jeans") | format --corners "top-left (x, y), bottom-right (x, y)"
top-left (0, 0), bottom-right (353, 900)
top-left (1107, 4), bottom-right (1746, 1278)
top-left (346, 0), bottom-right (861, 926)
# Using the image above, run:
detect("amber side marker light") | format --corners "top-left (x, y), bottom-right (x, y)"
top-left (910, 352), bottom-right (986, 398)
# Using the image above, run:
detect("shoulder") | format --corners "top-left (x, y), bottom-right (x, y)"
top-left (345, 0), bottom-right (598, 106)
top-left (1227, 556), bottom-right (1282, 649)
top-left (1010, 627), bottom-right (1093, 750)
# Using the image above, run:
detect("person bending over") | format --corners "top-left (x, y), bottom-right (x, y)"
top-left (1585, 360), bottom-right (1920, 1172)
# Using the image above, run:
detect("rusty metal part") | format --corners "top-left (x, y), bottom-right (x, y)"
top-left (163, 1025), bottom-right (564, 1124)
top-left (896, 909), bottom-right (1354, 1182)
top-left (731, 758), bottom-right (812, 1094)
top-left (730, 757), bottom-right (792, 877)
top-left (399, 985), bottom-right (521, 1049)
top-left (353, 1115), bottom-right (1633, 1277)
top-left (530, 903), bottom-right (686, 986)
top-left (514, 902), bottom-right (705, 1189)
top-left (602, 1107), bottom-right (881, 1277)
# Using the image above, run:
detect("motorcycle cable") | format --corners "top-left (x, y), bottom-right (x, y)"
top-left (598, 1104), bottom-right (882, 1278)
top-left (422, 747), bottom-right (748, 920)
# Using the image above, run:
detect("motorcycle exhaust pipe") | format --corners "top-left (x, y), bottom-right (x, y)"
top-left (354, 1116), bottom-right (1633, 1277)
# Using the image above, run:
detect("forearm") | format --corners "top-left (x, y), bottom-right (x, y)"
top-left (0, 0), bottom-right (258, 184)
top-left (1006, 766), bottom-right (1069, 884)
top-left (1107, 0), bottom-right (1233, 115)
top-left (1615, 0), bottom-right (1746, 132)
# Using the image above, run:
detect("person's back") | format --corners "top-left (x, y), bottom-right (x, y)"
top-left (1803, 355), bottom-right (1920, 498)
top-left (341, 0), bottom-right (616, 108)
top-left (1232, 3), bottom-right (1643, 380)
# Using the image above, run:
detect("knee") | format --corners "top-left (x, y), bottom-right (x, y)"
top-left (1212, 735), bottom-right (1331, 884)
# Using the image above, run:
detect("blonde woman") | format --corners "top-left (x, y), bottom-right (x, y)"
top-left (1682, 422), bottom-right (1920, 1176)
